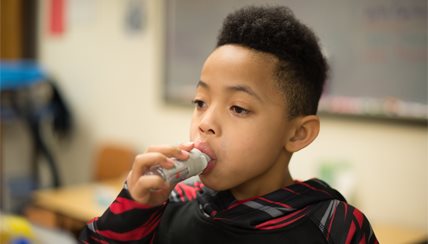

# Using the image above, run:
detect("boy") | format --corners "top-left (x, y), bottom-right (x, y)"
top-left (80, 5), bottom-right (378, 244)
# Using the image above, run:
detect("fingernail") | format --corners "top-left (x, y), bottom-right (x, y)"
top-left (183, 142), bottom-right (194, 147)
top-left (180, 150), bottom-right (190, 157)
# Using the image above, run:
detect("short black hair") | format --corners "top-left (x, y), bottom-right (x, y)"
top-left (217, 5), bottom-right (328, 118)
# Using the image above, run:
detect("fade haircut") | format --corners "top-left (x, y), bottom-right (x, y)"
top-left (217, 5), bottom-right (328, 119)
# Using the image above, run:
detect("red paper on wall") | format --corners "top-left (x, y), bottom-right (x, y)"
top-left (49, 0), bottom-right (65, 35)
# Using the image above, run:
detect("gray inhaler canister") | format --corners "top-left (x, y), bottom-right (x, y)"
top-left (145, 148), bottom-right (210, 185)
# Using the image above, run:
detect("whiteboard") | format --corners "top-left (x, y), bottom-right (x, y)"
top-left (164, 0), bottom-right (427, 123)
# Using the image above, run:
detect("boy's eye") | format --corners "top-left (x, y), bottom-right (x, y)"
top-left (192, 99), bottom-right (206, 109)
top-left (230, 105), bottom-right (250, 116)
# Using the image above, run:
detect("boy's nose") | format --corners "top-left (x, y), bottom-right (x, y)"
top-left (198, 110), bottom-right (220, 136)
top-left (199, 126), bottom-right (215, 135)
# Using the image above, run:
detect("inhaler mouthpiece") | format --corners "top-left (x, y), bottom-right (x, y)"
top-left (145, 148), bottom-right (210, 185)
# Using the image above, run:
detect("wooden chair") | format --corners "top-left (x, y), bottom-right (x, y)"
top-left (25, 143), bottom-right (136, 237)
top-left (93, 143), bottom-right (136, 181)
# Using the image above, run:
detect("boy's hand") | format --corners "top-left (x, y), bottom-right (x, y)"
top-left (126, 142), bottom-right (194, 206)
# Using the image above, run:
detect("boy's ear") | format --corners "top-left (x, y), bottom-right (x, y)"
top-left (285, 115), bottom-right (320, 153)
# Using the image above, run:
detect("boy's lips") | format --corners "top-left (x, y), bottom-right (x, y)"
top-left (194, 141), bottom-right (216, 160)
top-left (193, 141), bottom-right (216, 174)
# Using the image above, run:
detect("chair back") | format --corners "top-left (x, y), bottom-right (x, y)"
top-left (93, 144), bottom-right (136, 181)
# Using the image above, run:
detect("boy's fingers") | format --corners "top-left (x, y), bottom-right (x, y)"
top-left (128, 143), bottom-right (196, 191)
top-left (174, 142), bottom-right (195, 160)
top-left (126, 143), bottom-right (196, 205)
top-left (145, 145), bottom-right (181, 156)
top-left (178, 142), bottom-right (195, 151)
top-left (145, 144), bottom-right (193, 161)
top-left (130, 152), bottom-right (174, 182)
top-left (131, 175), bottom-right (170, 202)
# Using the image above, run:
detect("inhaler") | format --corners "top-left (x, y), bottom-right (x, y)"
top-left (145, 148), bottom-right (210, 185)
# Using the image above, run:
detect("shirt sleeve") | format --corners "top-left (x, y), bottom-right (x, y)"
top-left (79, 182), bottom-right (167, 244)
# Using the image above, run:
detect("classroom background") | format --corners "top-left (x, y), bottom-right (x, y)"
top-left (1, 0), bottom-right (427, 243)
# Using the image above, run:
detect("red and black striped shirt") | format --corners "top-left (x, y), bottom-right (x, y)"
top-left (80, 178), bottom-right (378, 244)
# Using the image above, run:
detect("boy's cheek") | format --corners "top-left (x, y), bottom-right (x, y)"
top-left (188, 121), bottom-right (198, 137)
top-left (189, 126), bottom-right (198, 141)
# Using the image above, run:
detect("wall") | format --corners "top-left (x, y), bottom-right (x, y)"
top-left (29, 0), bottom-right (427, 230)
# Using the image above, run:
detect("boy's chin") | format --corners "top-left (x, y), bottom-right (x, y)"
top-left (199, 176), bottom-right (229, 192)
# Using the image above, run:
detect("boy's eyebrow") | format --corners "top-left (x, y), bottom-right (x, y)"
top-left (196, 80), bottom-right (209, 89)
top-left (227, 84), bottom-right (263, 102)
top-left (197, 80), bottom-right (262, 102)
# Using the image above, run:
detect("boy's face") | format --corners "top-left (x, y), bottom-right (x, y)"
top-left (190, 45), bottom-right (297, 198)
